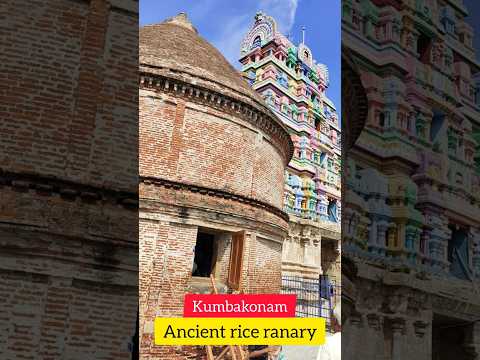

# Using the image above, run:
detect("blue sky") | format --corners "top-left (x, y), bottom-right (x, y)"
top-left (140, 0), bottom-right (341, 113)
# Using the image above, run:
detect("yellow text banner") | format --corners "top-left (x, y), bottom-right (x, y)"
top-left (154, 317), bottom-right (326, 345)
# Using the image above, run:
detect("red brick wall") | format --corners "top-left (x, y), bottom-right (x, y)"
top-left (214, 233), bottom-right (233, 284)
top-left (0, 202), bottom-right (138, 359)
top-left (139, 95), bottom-right (182, 180)
top-left (1, 0), bottom-right (138, 192)
top-left (139, 220), bottom-right (198, 359)
top-left (139, 89), bottom-right (286, 209)
top-left (140, 184), bottom-right (289, 232)
top-left (139, 216), bottom-right (284, 359)
top-left (245, 235), bottom-right (283, 294)
top-left (1, 0), bottom-right (138, 359)
top-left (252, 137), bottom-right (285, 209)
top-left (140, 185), bottom-right (287, 359)
top-left (0, 272), bottom-right (137, 359)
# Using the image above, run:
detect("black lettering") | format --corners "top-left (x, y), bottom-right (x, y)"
top-left (164, 324), bottom-right (176, 338)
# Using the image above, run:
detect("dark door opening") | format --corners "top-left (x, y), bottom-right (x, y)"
top-left (448, 225), bottom-right (470, 280)
top-left (431, 111), bottom-right (445, 143)
top-left (192, 232), bottom-right (216, 277)
top-left (417, 32), bottom-right (432, 63)
top-left (432, 314), bottom-right (469, 360)
top-left (379, 112), bottom-right (385, 127)
top-left (315, 116), bottom-right (321, 131)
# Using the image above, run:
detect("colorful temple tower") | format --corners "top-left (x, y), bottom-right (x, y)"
top-left (343, 0), bottom-right (480, 358)
top-left (240, 12), bottom-right (341, 279)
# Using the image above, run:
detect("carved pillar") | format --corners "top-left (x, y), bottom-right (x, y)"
top-left (405, 225), bottom-right (415, 251)
top-left (364, 13), bottom-right (375, 40)
top-left (317, 192), bottom-right (329, 220)
top-left (387, 224), bottom-right (397, 250)
top-left (392, 18), bottom-right (401, 44)
top-left (385, 21), bottom-right (393, 42)
top-left (413, 320), bottom-right (428, 338)
top-left (414, 320), bottom-right (430, 360)
top-left (367, 313), bottom-right (383, 360)
top-left (470, 228), bottom-right (480, 278)
top-left (428, 213), bottom-right (451, 273)
top-left (464, 321), bottom-right (480, 360)
top-left (347, 311), bottom-right (363, 360)
top-left (405, 225), bottom-right (418, 263)
top-left (377, 221), bottom-right (388, 256)
top-left (420, 228), bottom-right (430, 261)
top-left (396, 221), bottom-right (406, 252)
top-left (391, 318), bottom-right (405, 360)
top-left (369, 218), bottom-right (378, 247)
top-left (401, 20), bottom-right (417, 55)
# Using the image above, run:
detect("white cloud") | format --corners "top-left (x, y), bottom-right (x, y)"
top-left (211, 14), bottom-right (252, 68)
top-left (258, 0), bottom-right (299, 33)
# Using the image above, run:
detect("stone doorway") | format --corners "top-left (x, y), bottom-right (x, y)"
top-left (321, 238), bottom-right (340, 277)
top-left (188, 228), bottom-right (233, 294)
top-left (432, 314), bottom-right (470, 360)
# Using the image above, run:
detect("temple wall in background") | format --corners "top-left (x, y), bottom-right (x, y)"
top-left (343, 0), bottom-right (480, 358)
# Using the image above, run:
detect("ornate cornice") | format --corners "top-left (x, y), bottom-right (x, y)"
top-left (0, 170), bottom-right (138, 209)
top-left (140, 176), bottom-right (289, 222)
top-left (139, 70), bottom-right (294, 166)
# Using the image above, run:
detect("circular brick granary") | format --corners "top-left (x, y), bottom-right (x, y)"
top-left (139, 13), bottom-right (293, 359)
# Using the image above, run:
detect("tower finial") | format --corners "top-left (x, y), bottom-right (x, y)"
top-left (163, 12), bottom-right (198, 33)
top-left (301, 26), bottom-right (306, 44)
top-left (255, 11), bottom-right (265, 22)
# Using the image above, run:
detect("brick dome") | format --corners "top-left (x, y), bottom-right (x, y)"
top-left (140, 13), bottom-right (292, 155)
top-left (140, 14), bottom-right (296, 359)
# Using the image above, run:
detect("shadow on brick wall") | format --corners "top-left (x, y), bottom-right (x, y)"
top-left (0, 0), bottom-right (139, 359)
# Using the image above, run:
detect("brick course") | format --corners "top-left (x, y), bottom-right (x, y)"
top-left (0, 0), bottom-right (139, 359)
top-left (140, 89), bottom-right (286, 209)
top-left (1, 0), bottom-right (138, 192)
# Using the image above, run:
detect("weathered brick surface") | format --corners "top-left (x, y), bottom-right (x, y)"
top-left (140, 183), bottom-right (288, 232)
top-left (0, 187), bottom-right (138, 359)
top-left (139, 221), bottom-right (198, 359)
top-left (247, 236), bottom-right (283, 294)
top-left (213, 234), bottom-right (233, 285)
top-left (1, 0), bottom-right (138, 192)
top-left (140, 90), bottom-right (285, 209)
top-left (1, 0), bottom-right (139, 359)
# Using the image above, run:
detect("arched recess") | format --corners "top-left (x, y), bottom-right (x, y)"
top-left (341, 47), bottom-right (368, 324)
top-left (342, 47), bottom-right (368, 152)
